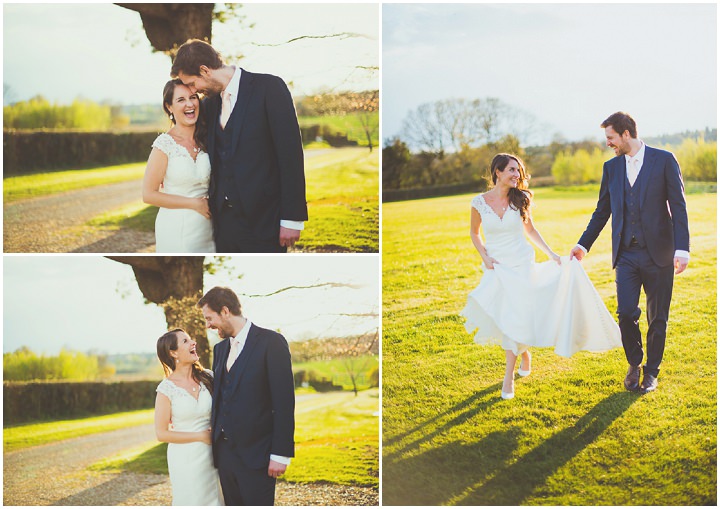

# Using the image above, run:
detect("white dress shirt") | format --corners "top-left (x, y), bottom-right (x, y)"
top-left (227, 318), bottom-right (291, 466)
top-left (221, 66), bottom-right (304, 232)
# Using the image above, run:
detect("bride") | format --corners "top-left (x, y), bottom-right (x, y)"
top-left (461, 153), bottom-right (621, 399)
top-left (143, 79), bottom-right (216, 253)
top-left (155, 329), bottom-right (223, 505)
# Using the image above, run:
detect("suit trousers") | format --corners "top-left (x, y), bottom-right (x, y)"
top-left (216, 436), bottom-right (276, 506)
top-left (214, 200), bottom-right (287, 253)
top-left (615, 244), bottom-right (674, 377)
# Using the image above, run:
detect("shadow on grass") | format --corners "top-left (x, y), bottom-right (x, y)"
top-left (383, 391), bottom-right (640, 505)
top-left (383, 382), bottom-right (503, 461)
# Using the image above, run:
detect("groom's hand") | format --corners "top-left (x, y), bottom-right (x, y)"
top-left (674, 256), bottom-right (689, 275)
top-left (268, 459), bottom-right (287, 478)
top-left (570, 246), bottom-right (586, 261)
top-left (279, 226), bottom-right (301, 248)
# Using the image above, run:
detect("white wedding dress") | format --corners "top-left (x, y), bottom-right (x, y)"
top-left (461, 193), bottom-right (622, 356)
top-left (152, 133), bottom-right (216, 253)
top-left (156, 376), bottom-right (223, 506)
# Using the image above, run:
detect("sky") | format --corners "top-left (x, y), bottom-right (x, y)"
top-left (2, 3), bottom-right (379, 105)
top-left (383, 3), bottom-right (717, 145)
top-left (3, 255), bottom-right (379, 356)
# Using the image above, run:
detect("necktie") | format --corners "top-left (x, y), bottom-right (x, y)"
top-left (226, 337), bottom-right (239, 371)
top-left (628, 158), bottom-right (640, 187)
top-left (220, 90), bottom-right (232, 129)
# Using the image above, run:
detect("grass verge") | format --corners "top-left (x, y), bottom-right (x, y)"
top-left (3, 409), bottom-right (154, 453)
top-left (3, 163), bottom-right (146, 203)
top-left (86, 147), bottom-right (379, 252)
top-left (382, 188), bottom-right (716, 505)
top-left (89, 389), bottom-right (379, 487)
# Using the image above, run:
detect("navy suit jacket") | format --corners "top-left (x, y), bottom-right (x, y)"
top-left (578, 146), bottom-right (690, 268)
top-left (203, 69), bottom-right (308, 241)
top-left (211, 323), bottom-right (295, 469)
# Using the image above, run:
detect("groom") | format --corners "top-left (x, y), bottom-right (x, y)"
top-left (172, 39), bottom-right (308, 253)
top-left (570, 112), bottom-right (689, 394)
top-left (198, 286), bottom-right (295, 505)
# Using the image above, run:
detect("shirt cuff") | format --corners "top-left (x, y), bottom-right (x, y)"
top-left (270, 454), bottom-right (291, 465)
top-left (575, 244), bottom-right (588, 254)
top-left (280, 220), bottom-right (304, 231)
top-left (674, 250), bottom-right (690, 260)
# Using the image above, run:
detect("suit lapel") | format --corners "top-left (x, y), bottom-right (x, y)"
top-left (213, 338), bottom-right (231, 397)
top-left (637, 146), bottom-right (656, 208)
top-left (612, 156), bottom-right (625, 216)
top-left (205, 95), bottom-right (220, 162)
top-left (226, 323), bottom-right (262, 393)
top-left (229, 69), bottom-right (255, 157)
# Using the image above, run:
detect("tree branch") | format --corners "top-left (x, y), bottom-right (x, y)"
top-left (238, 282), bottom-right (362, 298)
top-left (252, 32), bottom-right (370, 47)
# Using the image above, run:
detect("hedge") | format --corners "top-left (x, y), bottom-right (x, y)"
top-left (3, 130), bottom-right (161, 175)
top-left (3, 380), bottom-right (158, 425)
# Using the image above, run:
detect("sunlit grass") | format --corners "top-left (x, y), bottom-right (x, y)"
top-left (90, 390), bottom-right (379, 487)
top-left (86, 147), bottom-right (379, 252)
top-left (382, 189), bottom-right (716, 505)
top-left (3, 409), bottom-right (154, 452)
top-left (3, 162), bottom-right (146, 202)
top-left (299, 112), bottom-right (379, 147)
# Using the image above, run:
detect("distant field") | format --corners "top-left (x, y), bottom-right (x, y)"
top-left (299, 112), bottom-right (379, 148)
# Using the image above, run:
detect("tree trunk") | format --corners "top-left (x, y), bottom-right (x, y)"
top-left (115, 3), bottom-right (214, 57)
top-left (107, 256), bottom-right (211, 366)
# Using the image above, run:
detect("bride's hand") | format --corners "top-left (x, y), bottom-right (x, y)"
top-left (482, 254), bottom-right (499, 269)
top-left (550, 252), bottom-right (562, 265)
top-left (193, 197), bottom-right (211, 219)
top-left (199, 428), bottom-right (212, 445)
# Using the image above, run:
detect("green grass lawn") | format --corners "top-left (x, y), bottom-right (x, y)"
top-left (294, 355), bottom-right (379, 391)
top-left (299, 112), bottom-right (379, 148)
top-left (382, 188), bottom-right (716, 505)
top-left (89, 389), bottom-right (379, 487)
top-left (3, 162), bottom-right (146, 203)
top-left (3, 409), bottom-right (154, 452)
top-left (85, 147), bottom-right (379, 252)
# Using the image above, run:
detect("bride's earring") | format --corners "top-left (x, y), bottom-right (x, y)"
top-left (170, 113), bottom-right (174, 121)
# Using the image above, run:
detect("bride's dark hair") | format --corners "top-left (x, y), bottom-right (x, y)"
top-left (489, 153), bottom-right (532, 222)
top-left (157, 328), bottom-right (213, 393)
top-left (162, 79), bottom-right (207, 152)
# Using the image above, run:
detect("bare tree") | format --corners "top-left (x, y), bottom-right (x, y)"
top-left (401, 97), bottom-right (539, 154)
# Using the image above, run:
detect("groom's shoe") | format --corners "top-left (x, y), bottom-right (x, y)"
top-left (624, 365), bottom-right (641, 391)
top-left (640, 373), bottom-right (658, 394)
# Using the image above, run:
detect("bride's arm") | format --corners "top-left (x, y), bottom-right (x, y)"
top-left (154, 393), bottom-right (211, 444)
top-left (142, 148), bottom-right (211, 218)
top-left (523, 215), bottom-right (561, 264)
top-left (470, 208), bottom-right (498, 269)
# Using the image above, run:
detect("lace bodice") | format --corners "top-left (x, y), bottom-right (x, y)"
top-left (471, 193), bottom-right (534, 268)
top-left (156, 375), bottom-right (212, 433)
top-left (152, 133), bottom-right (211, 198)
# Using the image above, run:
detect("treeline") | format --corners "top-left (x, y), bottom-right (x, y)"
top-left (3, 347), bottom-right (116, 381)
top-left (289, 332), bottom-right (379, 362)
top-left (384, 96), bottom-right (717, 191)
top-left (3, 96), bottom-right (129, 130)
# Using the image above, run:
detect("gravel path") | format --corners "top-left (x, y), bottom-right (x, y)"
top-left (3, 423), bottom-right (378, 506)
top-left (3, 179), bottom-right (156, 253)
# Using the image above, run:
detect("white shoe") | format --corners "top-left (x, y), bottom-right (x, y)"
top-left (501, 390), bottom-right (515, 400)
top-left (518, 351), bottom-right (532, 377)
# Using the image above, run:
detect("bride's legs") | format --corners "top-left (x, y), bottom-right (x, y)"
top-left (519, 349), bottom-right (532, 376)
top-left (503, 350), bottom-right (517, 397)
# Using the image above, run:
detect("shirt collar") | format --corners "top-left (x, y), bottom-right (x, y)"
top-left (625, 140), bottom-right (645, 166)
top-left (231, 318), bottom-right (252, 345)
top-left (223, 66), bottom-right (242, 98)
